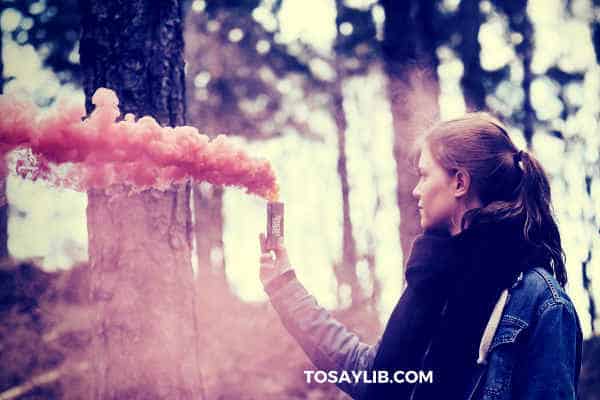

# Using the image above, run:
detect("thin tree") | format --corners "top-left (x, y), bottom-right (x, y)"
top-left (0, 31), bottom-right (8, 260)
top-left (79, 0), bottom-right (203, 397)
top-left (330, 0), bottom-right (362, 306)
top-left (457, 0), bottom-right (487, 111)
top-left (184, 2), bottom-right (316, 283)
top-left (582, 0), bottom-right (600, 334)
top-left (331, 72), bottom-right (361, 306)
top-left (495, 0), bottom-right (535, 143)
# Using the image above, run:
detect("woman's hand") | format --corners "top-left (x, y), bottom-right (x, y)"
top-left (259, 233), bottom-right (293, 287)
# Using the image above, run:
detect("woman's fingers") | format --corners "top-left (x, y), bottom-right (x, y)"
top-left (273, 237), bottom-right (289, 263)
top-left (260, 253), bottom-right (279, 272)
top-left (258, 235), bottom-right (293, 286)
top-left (259, 233), bottom-right (267, 253)
top-left (260, 253), bottom-right (274, 263)
top-left (259, 233), bottom-right (286, 258)
top-left (259, 233), bottom-right (289, 269)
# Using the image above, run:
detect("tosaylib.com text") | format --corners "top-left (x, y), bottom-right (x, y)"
top-left (304, 370), bottom-right (434, 385)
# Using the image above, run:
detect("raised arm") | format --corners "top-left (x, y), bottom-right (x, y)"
top-left (259, 234), bottom-right (377, 399)
top-left (258, 232), bottom-right (458, 400)
top-left (265, 271), bottom-right (378, 399)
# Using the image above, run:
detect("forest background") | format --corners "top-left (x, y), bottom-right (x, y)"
top-left (0, 0), bottom-right (599, 398)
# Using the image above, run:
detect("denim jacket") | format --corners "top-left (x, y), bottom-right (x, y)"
top-left (265, 266), bottom-right (582, 400)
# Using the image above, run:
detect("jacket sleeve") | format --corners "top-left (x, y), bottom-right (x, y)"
top-left (264, 270), bottom-right (379, 400)
top-left (516, 302), bottom-right (582, 400)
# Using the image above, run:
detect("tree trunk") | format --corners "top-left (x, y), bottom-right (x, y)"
top-left (589, 6), bottom-right (599, 334)
top-left (0, 30), bottom-right (8, 260)
top-left (495, 1), bottom-right (534, 143)
top-left (332, 80), bottom-right (362, 306)
top-left (0, 176), bottom-right (7, 260)
top-left (79, 1), bottom-right (202, 398)
top-left (0, 32), bottom-right (3, 92)
top-left (582, 249), bottom-right (597, 334)
top-left (192, 183), bottom-right (224, 280)
top-left (517, 25), bottom-right (534, 145)
top-left (183, 11), bottom-right (228, 283)
top-left (593, 13), bottom-right (600, 64)
top-left (509, 5), bottom-right (535, 144)
top-left (382, 0), bottom-right (441, 264)
top-left (458, 0), bottom-right (486, 111)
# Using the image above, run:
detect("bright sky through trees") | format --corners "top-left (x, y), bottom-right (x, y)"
top-left (1, 0), bottom-right (598, 337)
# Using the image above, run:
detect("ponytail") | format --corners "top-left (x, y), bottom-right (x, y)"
top-left (515, 151), bottom-right (567, 286)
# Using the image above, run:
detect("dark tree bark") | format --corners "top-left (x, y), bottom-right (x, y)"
top-left (79, 1), bottom-right (202, 398)
top-left (506, 3), bottom-right (535, 144)
top-left (0, 32), bottom-right (3, 92)
top-left (0, 177), bottom-right (7, 260)
top-left (579, 336), bottom-right (600, 399)
top-left (582, 249), bottom-right (597, 334)
top-left (492, 0), bottom-right (534, 143)
top-left (517, 20), bottom-right (535, 145)
top-left (586, 11), bottom-right (599, 332)
top-left (0, 31), bottom-right (8, 260)
top-left (593, 15), bottom-right (600, 64)
top-left (457, 0), bottom-right (487, 111)
top-left (381, 0), bottom-right (441, 265)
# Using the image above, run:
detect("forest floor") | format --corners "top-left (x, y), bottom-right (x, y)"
top-left (1, 261), bottom-right (598, 399)
top-left (0, 261), bottom-right (383, 399)
top-left (192, 270), bottom-right (381, 399)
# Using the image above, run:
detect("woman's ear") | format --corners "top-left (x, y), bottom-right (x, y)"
top-left (453, 168), bottom-right (471, 198)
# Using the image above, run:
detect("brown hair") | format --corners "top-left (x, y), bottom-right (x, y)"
top-left (423, 112), bottom-right (567, 286)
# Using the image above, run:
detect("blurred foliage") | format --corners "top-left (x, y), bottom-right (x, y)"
top-left (0, 0), bottom-right (596, 147)
top-left (185, 1), bottom-right (319, 140)
top-left (0, 0), bottom-right (81, 84)
top-left (185, 0), bottom-right (386, 141)
top-left (333, 3), bottom-right (378, 67)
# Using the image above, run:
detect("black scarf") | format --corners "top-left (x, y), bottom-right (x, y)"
top-left (364, 218), bottom-right (544, 400)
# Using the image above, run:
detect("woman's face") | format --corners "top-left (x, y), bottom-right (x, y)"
top-left (412, 144), bottom-right (459, 234)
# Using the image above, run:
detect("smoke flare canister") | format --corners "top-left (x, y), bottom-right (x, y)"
top-left (266, 202), bottom-right (284, 251)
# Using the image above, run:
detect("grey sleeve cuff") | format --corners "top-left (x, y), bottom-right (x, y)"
top-left (264, 269), bottom-right (298, 296)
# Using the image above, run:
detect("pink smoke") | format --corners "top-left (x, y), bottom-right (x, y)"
top-left (0, 88), bottom-right (279, 201)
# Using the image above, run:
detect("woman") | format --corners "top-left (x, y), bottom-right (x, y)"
top-left (259, 113), bottom-right (582, 400)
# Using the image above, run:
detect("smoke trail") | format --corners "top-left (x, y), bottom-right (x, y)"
top-left (0, 88), bottom-right (279, 201)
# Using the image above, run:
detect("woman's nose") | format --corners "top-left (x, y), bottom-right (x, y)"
top-left (412, 184), bottom-right (420, 200)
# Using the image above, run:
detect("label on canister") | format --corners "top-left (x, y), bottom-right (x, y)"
top-left (266, 202), bottom-right (284, 249)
